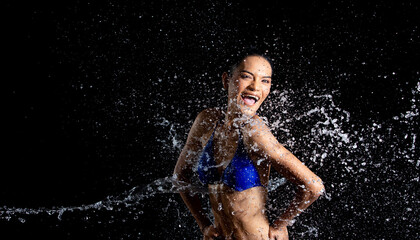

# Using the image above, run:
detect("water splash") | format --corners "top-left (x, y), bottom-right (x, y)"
top-left (1, 82), bottom-right (418, 239)
top-left (0, 174), bottom-right (289, 221)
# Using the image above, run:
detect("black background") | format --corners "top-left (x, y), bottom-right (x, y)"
top-left (2, 0), bottom-right (419, 239)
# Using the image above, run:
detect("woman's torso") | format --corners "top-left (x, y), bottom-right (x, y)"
top-left (198, 109), bottom-right (271, 239)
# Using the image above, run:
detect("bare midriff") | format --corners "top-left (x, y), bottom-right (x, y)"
top-left (208, 184), bottom-right (270, 240)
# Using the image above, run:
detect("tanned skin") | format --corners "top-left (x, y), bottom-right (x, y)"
top-left (174, 56), bottom-right (324, 240)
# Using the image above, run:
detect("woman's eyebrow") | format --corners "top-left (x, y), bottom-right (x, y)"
top-left (241, 70), bottom-right (272, 78)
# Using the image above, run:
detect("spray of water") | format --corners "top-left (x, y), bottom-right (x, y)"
top-left (1, 81), bottom-right (417, 239)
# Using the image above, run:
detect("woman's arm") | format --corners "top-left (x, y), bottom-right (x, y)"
top-left (173, 109), bottom-right (219, 234)
top-left (269, 144), bottom-right (324, 229)
top-left (246, 117), bottom-right (325, 229)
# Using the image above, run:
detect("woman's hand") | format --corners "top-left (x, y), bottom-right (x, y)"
top-left (269, 225), bottom-right (288, 240)
top-left (202, 225), bottom-right (221, 240)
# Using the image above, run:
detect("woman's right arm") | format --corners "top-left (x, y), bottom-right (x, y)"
top-left (173, 109), bottom-right (218, 235)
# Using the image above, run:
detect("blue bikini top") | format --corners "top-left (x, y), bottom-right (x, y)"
top-left (197, 120), bottom-right (263, 191)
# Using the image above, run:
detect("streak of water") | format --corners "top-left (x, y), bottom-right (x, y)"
top-left (1, 83), bottom-right (418, 239)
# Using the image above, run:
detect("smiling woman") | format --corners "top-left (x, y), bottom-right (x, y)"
top-left (173, 50), bottom-right (324, 240)
top-left (222, 54), bottom-right (272, 118)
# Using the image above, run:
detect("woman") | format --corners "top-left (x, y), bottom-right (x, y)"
top-left (173, 51), bottom-right (324, 240)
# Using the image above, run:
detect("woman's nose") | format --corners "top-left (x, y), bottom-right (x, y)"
top-left (248, 79), bottom-right (261, 91)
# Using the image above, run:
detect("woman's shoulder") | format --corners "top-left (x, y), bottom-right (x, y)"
top-left (190, 108), bottom-right (222, 134)
top-left (243, 114), bottom-right (274, 140)
top-left (248, 114), bottom-right (270, 130)
top-left (243, 115), bottom-right (280, 154)
top-left (196, 108), bottom-right (223, 124)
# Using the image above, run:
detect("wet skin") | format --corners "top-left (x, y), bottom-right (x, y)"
top-left (203, 111), bottom-right (272, 239)
top-left (174, 56), bottom-right (324, 240)
top-left (208, 56), bottom-right (274, 239)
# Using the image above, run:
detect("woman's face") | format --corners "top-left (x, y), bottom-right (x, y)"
top-left (224, 55), bottom-right (272, 117)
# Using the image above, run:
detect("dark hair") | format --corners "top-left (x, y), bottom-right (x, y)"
top-left (225, 48), bottom-right (273, 76)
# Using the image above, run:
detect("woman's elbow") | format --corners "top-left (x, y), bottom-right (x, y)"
top-left (173, 164), bottom-right (192, 183)
top-left (306, 178), bottom-right (325, 199)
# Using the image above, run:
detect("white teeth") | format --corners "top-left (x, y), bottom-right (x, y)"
top-left (242, 94), bottom-right (260, 101)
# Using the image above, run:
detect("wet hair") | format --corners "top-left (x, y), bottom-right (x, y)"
top-left (225, 48), bottom-right (273, 76)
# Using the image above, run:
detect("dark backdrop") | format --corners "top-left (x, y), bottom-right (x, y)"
top-left (2, 0), bottom-right (418, 239)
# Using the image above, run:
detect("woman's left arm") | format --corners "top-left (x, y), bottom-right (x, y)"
top-left (246, 117), bottom-right (325, 230)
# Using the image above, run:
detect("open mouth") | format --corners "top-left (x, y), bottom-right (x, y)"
top-left (241, 93), bottom-right (260, 106)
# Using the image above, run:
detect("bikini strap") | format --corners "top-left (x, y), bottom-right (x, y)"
top-left (209, 114), bottom-right (223, 140)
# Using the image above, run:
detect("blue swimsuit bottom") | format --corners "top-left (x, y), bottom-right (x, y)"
top-left (197, 123), bottom-right (263, 192)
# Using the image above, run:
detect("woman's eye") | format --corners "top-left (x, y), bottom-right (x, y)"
top-left (241, 74), bottom-right (251, 79)
top-left (262, 79), bottom-right (270, 83)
